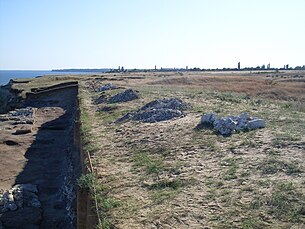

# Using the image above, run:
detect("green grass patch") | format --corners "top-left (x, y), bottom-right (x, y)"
top-left (98, 197), bottom-right (121, 211)
top-left (77, 173), bottom-right (97, 191)
top-left (221, 158), bottom-right (239, 180)
top-left (148, 179), bottom-right (183, 190)
top-left (152, 189), bottom-right (178, 204)
top-left (259, 158), bottom-right (302, 175)
top-left (132, 151), bottom-right (164, 174)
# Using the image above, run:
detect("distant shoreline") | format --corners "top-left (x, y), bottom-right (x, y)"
top-left (51, 68), bottom-right (111, 73)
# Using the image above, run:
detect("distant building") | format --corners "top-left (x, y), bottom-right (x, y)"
top-left (267, 63), bottom-right (270, 69)
top-left (238, 62), bottom-right (241, 70)
top-left (186, 66), bottom-right (188, 70)
top-left (155, 65), bottom-right (156, 70)
top-left (121, 66), bottom-right (124, 71)
top-left (286, 64), bottom-right (289, 69)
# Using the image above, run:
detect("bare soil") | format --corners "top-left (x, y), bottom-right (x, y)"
top-left (0, 85), bottom-right (79, 228)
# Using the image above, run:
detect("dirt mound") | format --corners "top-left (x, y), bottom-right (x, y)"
top-left (109, 89), bottom-right (139, 103)
top-left (118, 98), bottom-right (188, 123)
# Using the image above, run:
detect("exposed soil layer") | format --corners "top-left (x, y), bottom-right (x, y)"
top-left (0, 84), bottom-right (79, 228)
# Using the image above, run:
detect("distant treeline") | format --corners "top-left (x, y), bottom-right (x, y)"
top-left (53, 65), bottom-right (305, 73)
top-left (51, 69), bottom-right (111, 72)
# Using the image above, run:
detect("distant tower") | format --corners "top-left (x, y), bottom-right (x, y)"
top-left (155, 65), bottom-right (156, 70)
top-left (118, 66), bottom-right (120, 71)
top-left (267, 63), bottom-right (270, 69)
top-left (186, 66), bottom-right (188, 70)
top-left (121, 66), bottom-right (124, 71)
top-left (286, 64), bottom-right (289, 69)
top-left (238, 62), bottom-right (241, 70)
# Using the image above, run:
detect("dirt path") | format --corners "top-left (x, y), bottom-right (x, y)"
top-left (0, 85), bottom-right (79, 228)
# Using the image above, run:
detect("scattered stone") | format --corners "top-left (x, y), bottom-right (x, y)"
top-left (200, 113), bottom-right (217, 127)
top-left (247, 119), bottom-right (265, 130)
top-left (95, 94), bottom-right (107, 104)
top-left (96, 83), bottom-right (117, 92)
top-left (0, 184), bottom-right (40, 214)
top-left (199, 112), bottom-right (265, 136)
top-left (0, 107), bottom-right (35, 124)
top-left (109, 89), bottom-right (139, 103)
top-left (118, 98), bottom-right (188, 123)
top-left (132, 109), bottom-right (184, 123)
top-left (9, 108), bottom-right (33, 117)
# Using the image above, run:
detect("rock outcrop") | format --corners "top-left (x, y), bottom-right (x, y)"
top-left (118, 98), bottom-right (188, 123)
top-left (199, 112), bottom-right (265, 135)
top-left (96, 83), bottom-right (117, 92)
top-left (0, 184), bottom-right (42, 228)
top-left (109, 89), bottom-right (139, 103)
top-left (0, 107), bottom-right (35, 124)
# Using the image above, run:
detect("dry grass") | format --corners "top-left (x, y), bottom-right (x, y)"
top-left (79, 71), bottom-right (305, 228)
top-left (148, 73), bottom-right (305, 102)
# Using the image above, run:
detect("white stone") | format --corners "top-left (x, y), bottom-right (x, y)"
top-left (7, 193), bottom-right (14, 202)
top-left (96, 83), bottom-right (115, 92)
top-left (199, 112), bottom-right (265, 136)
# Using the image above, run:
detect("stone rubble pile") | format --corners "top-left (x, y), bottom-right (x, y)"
top-left (118, 98), bottom-right (188, 123)
top-left (96, 83), bottom-right (117, 92)
top-left (0, 107), bottom-right (34, 124)
top-left (200, 112), bottom-right (265, 135)
top-left (0, 184), bottom-right (40, 214)
top-left (0, 184), bottom-right (42, 228)
top-left (109, 89), bottom-right (139, 103)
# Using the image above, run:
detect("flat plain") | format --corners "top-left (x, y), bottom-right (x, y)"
top-left (79, 70), bottom-right (305, 228)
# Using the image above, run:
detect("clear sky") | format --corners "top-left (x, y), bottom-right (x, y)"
top-left (0, 0), bottom-right (304, 70)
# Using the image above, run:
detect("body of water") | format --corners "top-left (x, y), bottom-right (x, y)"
top-left (0, 70), bottom-right (105, 86)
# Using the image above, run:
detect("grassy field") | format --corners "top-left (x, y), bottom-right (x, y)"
top-left (78, 71), bottom-right (305, 228)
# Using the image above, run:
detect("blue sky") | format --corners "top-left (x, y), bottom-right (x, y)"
top-left (0, 0), bottom-right (304, 70)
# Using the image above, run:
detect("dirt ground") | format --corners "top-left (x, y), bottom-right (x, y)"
top-left (0, 85), bottom-right (78, 228)
top-left (79, 70), bottom-right (305, 228)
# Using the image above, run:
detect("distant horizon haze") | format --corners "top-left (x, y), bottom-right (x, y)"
top-left (1, 0), bottom-right (304, 70)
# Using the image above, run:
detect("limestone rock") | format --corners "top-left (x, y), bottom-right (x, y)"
top-left (96, 83), bottom-right (117, 92)
top-left (132, 109), bottom-right (183, 123)
top-left (0, 107), bottom-right (34, 124)
top-left (200, 113), bottom-right (218, 126)
top-left (109, 89), bottom-right (139, 103)
top-left (199, 112), bottom-right (265, 136)
top-left (0, 184), bottom-right (40, 214)
top-left (248, 119), bottom-right (265, 130)
top-left (118, 98), bottom-right (188, 123)
top-left (214, 118), bottom-right (237, 135)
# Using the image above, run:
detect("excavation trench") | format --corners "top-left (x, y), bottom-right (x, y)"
top-left (0, 82), bottom-right (97, 228)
